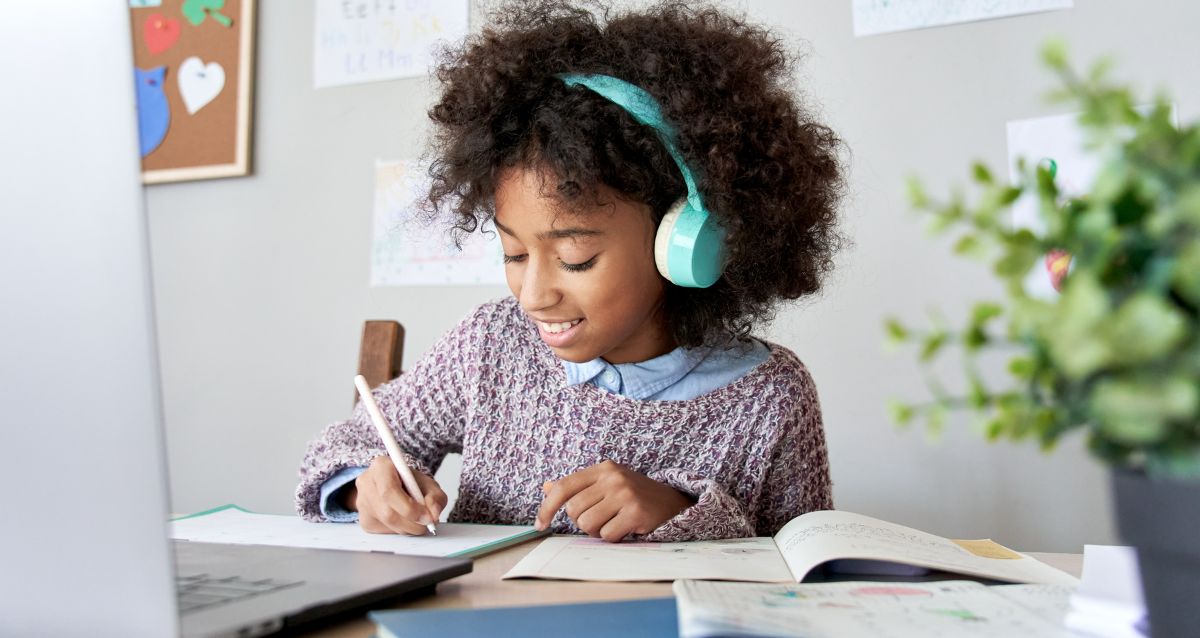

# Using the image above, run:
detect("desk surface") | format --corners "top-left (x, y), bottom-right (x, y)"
top-left (303, 539), bottom-right (1084, 638)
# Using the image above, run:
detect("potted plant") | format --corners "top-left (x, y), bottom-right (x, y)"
top-left (887, 40), bottom-right (1199, 637)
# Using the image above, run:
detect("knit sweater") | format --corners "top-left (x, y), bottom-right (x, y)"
top-left (295, 297), bottom-right (832, 541)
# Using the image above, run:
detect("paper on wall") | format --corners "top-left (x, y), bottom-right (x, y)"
top-left (1005, 111), bottom-right (1096, 299)
top-left (313, 0), bottom-right (469, 88)
top-left (371, 159), bottom-right (506, 287)
top-left (1005, 106), bottom-right (1173, 298)
top-left (178, 56), bottom-right (225, 115)
top-left (852, 0), bottom-right (1072, 37)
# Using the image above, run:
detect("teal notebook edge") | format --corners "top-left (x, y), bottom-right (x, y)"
top-left (370, 597), bottom-right (678, 638)
top-left (172, 504), bottom-right (550, 559)
top-left (444, 525), bottom-right (552, 558)
top-left (171, 503), bottom-right (252, 521)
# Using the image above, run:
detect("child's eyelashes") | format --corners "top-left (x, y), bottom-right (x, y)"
top-left (559, 256), bottom-right (597, 272)
top-left (501, 253), bottom-right (598, 272)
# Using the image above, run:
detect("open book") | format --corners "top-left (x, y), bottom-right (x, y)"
top-left (503, 510), bottom-right (1078, 586)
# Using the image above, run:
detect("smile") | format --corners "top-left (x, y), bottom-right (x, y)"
top-left (535, 318), bottom-right (584, 348)
top-left (540, 319), bottom-right (582, 334)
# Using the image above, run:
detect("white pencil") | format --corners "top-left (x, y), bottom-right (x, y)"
top-left (353, 374), bottom-right (437, 536)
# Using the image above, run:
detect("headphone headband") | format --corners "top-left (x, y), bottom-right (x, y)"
top-left (556, 73), bottom-right (704, 213)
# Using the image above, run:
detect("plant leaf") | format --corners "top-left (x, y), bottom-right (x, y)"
top-left (888, 400), bottom-right (915, 426)
top-left (884, 317), bottom-right (910, 343)
top-left (1105, 293), bottom-right (1187, 365)
top-left (1041, 38), bottom-right (1069, 70)
top-left (972, 162), bottom-right (994, 184)
top-left (1090, 376), bottom-right (1199, 445)
top-left (920, 331), bottom-right (949, 362)
top-left (1046, 273), bottom-right (1112, 379)
top-left (907, 177), bottom-right (930, 208)
top-left (971, 302), bottom-right (1004, 325)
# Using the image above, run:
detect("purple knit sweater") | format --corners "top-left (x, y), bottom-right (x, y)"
top-left (295, 297), bottom-right (832, 541)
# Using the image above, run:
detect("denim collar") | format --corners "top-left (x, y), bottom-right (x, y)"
top-left (561, 346), bottom-right (710, 400)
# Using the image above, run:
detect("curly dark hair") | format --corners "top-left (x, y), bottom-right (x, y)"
top-left (424, 0), bottom-right (845, 348)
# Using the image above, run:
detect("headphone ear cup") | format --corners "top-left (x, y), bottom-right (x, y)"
top-left (655, 199), bottom-right (726, 288)
top-left (654, 200), bottom-right (687, 283)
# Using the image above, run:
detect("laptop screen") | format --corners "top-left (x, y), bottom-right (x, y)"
top-left (0, 2), bottom-right (179, 635)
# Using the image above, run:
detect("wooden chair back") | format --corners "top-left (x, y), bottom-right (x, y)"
top-left (356, 320), bottom-right (404, 405)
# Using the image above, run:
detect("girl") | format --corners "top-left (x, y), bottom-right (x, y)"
top-left (296, 0), bottom-right (844, 543)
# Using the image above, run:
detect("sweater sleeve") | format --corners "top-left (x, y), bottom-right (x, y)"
top-left (294, 309), bottom-right (480, 521)
top-left (641, 364), bottom-right (832, 542)
top-left (752, 364), bottom-right (833, 536)
top-left (639, 468), bottom-right (755, 541)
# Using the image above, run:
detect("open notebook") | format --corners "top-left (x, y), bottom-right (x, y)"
top-left (171, 505), bottom-right (547, 559)
top-left (504, 510), bottom-right (1077, 585)
top-left (674, 579), bottom-right (1075, 638)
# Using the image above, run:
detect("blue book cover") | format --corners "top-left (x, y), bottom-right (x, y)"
top-left (370, 597), bottom-right (678, 638)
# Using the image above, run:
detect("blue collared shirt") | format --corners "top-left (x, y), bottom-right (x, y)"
top-left (560, 340), bottom-right (771, 400)
top-left (318, 339), bottom-right (772, 520)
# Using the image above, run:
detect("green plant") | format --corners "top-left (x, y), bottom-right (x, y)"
top-left (887, 40), bottom-right (1200, 480)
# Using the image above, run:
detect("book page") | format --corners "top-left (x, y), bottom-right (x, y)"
top-left (170, 506), bottom-right (539, 558)
top-left (502, 536), bottom-right (794, 582)
top-left (674, 579), bottom-right (1076, 638)
top-left (774, 511), bottom-right (1078, 586)
top-left (991, 584), bottom-right (1074, 625)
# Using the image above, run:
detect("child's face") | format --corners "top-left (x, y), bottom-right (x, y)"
top-left (494, 168), bottom-right (675, 364)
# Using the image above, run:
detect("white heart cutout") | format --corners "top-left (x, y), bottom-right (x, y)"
top-left (178, 56), bottom-right (225, 115)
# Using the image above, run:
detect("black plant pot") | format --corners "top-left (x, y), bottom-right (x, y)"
top-left (1111, 468), bottom-right (1200, 638)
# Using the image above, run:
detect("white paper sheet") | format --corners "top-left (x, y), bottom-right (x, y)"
top-left (503, 536), bottom-right (794, 582)
top-left (313, 0), bottom-right (469, 88)
top-left (371, 158), bottom-right (506, 287)
top-left (1064, 545), bottom-right (1148, 638)
top-left (852, 0), bottom-right (1072, 37)
top-left (674, 579), bottom-right (1076, 638)
top-left (170, 507), bottom-right (536, 558)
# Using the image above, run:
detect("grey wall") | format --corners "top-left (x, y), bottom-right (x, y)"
top-left (148, 0), bottom-right (1197, 551)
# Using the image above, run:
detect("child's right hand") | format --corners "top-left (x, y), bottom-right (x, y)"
top-left (344, 456), bottom-right (448, 535)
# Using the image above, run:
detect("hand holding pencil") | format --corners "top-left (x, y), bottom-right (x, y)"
top-left (348, 375), bottom-right (447, 536)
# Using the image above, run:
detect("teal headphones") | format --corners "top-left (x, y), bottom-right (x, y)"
top-left (557, 73), bottom-right (727, 288)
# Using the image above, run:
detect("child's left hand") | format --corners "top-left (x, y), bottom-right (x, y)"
top-left (535, 460), bottom-right (695, 542)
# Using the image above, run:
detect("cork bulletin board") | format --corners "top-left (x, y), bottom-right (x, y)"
top-left (129, 0), bottom-right (255, 184)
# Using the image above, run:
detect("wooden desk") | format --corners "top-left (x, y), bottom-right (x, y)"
top-left (304, 540), bottom-right (1084, 638)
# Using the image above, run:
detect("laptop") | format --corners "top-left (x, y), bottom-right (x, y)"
top-left (0, 3), bottom-right (469, 636)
